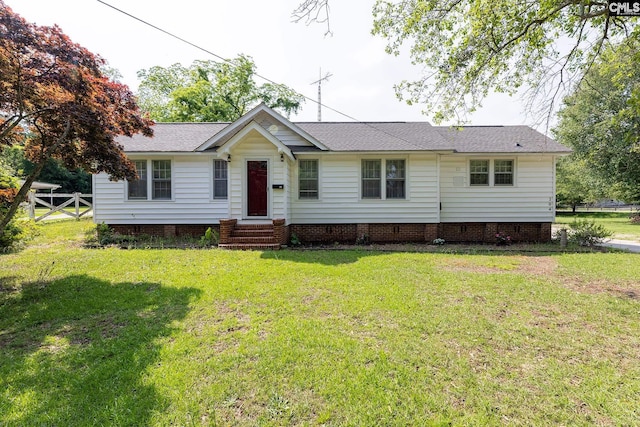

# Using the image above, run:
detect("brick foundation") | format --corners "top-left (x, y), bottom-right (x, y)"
top-left (289, 224), bottom-right (358, 243)
top-left (272, 219), bottom-right (289, 245)
top-left (292, 222), bottom-right (551, 244)
top-left (439, 222), bottom-right (550, 243)
top-left (110, 224), bottom-right (219, 238)
top-left (368, 223), bottom-right (437, 243)
top-left (219, 219), bottom-right (237, 243)
top-left (108, 221), bottom-right (552, 244)
top-left (497, 222), bottom-right (550, 243)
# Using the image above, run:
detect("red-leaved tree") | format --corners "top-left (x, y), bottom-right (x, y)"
top-left (0, 1), bottom-right (153, 235)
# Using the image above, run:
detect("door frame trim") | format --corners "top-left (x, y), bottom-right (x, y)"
top-left (243, 158), bottom-right (271, 219)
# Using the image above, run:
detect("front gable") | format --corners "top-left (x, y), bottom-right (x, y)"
top-left (197, 103), bottom-right (329, 153)
top-left (214, 120), bottom-right (296, 161)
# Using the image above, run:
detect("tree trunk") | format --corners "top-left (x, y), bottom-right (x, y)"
top-left (1, 120), bottom-right (72, 236)
top-left (0, 161), bottom-right (45, 234)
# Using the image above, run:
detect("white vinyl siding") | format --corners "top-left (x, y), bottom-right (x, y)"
top-left (257, 115), bottom-right (316, 147)
top-left (290, 154), bottom-right (439, 224)
top-left (440, 155), bottom-right (555, 222)
top-left (298, 159), bottom-right (319, 199)
top-left (94, 155), bottom-right (229, 224)
top-left (213, 160), bottom-right (228, 199)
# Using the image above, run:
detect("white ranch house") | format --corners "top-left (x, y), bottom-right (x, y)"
top-left (93, 104), bottom-right (570, 248)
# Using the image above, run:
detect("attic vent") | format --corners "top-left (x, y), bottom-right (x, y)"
top-left (268, 125), bottom-right (279, 135)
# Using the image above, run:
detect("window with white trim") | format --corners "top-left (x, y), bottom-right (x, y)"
top-left (386, 159), bottom-right (405, 199)
top-left (494, 160), bottom-right (514, 185)
top-left (152, 160), bottom-right (172, 200)
top-left (362, 159), bottom-right (382, 199)
top-left (128, 160), bottom-right (147, 199)
top-left (298, 159), bottom-right (319, 199)
top-left (469, 159), bottom-right (515, 186)
top-left (470, 160), bottom-right (489, 186)
top-left (213, 159), bottom-right (228, 199)
top-left (361, 159), bottom-right (407, 199)
top-left (127, 159), bottom-right (172, 200)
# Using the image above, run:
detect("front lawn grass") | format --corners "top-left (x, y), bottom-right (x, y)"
top-left (556, 211), bottom-right (640, 241)
top-left (1, 219), bottom-right (639, 425)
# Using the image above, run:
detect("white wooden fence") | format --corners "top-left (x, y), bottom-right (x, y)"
top-left (27, 192), bottom-right (93, 222)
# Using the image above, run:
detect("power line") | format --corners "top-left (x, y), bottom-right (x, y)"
top-left (95, 0), bottom-right (429, 150)
top-left (96, 0), bottom-right (361, 122)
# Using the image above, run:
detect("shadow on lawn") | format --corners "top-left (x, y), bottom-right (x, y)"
top-left (261, 245), bottom-right (577, 265)
top-left (260, 248), bottom-right (384, 265)
top-left (0, 274), bottom-right (201, 425)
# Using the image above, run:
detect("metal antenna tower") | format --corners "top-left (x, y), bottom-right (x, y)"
top-left (310, 68), bottom-right (332, 121)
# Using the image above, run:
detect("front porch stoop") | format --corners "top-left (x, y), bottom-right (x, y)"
top-left (218, 219), bottom-right (285, 250)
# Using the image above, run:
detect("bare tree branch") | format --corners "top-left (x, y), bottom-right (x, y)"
top-left (292, 0), bottom-right (332, 36)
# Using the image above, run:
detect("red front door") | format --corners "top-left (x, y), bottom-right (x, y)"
top-left (247, 161), bottom-right (268, 216)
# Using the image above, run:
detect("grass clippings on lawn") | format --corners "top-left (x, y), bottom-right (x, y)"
top-left (1, 219), bottom-right (639, 426)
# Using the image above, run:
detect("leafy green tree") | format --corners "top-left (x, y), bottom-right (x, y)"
top-left (27, 159), bottom-right (91, 194)
top-left (0, 155), bottom-right (18, 190)
top-left (554, 40), bottom-right (640, 203)
top-left (366, 1), bottom-right (638, 122)
top-left (137, 55), bottom-right (305, 122)
top-left (0, 2), bottom-right (152, 240)
top-left (2, 145), bottom-right (90, 193)
top-left (556, 156), bottom-right (606, 212)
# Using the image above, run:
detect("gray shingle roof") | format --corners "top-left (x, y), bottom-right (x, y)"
top-left (118, 123), bottom-right (228, 152)
top-left (434, 125), bottom-right (570, 153)
top-left (295, 122), bottom-right (451, 151)
top-left (117, 121), bottom-right (570, 154)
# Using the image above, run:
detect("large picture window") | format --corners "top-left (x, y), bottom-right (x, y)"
top-left (127, 160), bottom-right (147, 199)
top-left (299, 159), bottom-right (319, 199)
top-left (213, 160), bottom-right (228, 199)
top-left (362, 160), bottom-right (381, 199)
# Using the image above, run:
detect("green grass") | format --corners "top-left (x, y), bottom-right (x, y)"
top-left (1, 219), bottom-right (639, 426)
top-left (556, 211), bottom-right (640, 241)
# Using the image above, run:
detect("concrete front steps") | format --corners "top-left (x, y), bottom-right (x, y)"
top-left (218, 222), bottom-right (282, 250)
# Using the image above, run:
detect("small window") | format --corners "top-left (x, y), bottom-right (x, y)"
top-left (152, 160), bottom-right (172, 200)
top-left (362, 160), bottom-right (381, 199)
top-left (494, 160), bottom-right (514, 185)
top-left (299, 159), bottom-right (319, 199)
top-left (470, 160), bottom-right (489, 186)
top-left (128, 160), bottom-right (147, 200)
top-left (386, 159), bottom-right (405, 199)
top-left (213, 160), bottom-right (228, 199)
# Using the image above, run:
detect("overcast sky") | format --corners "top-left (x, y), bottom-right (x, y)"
top-left (9, 0), bottom-right (534, 126)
